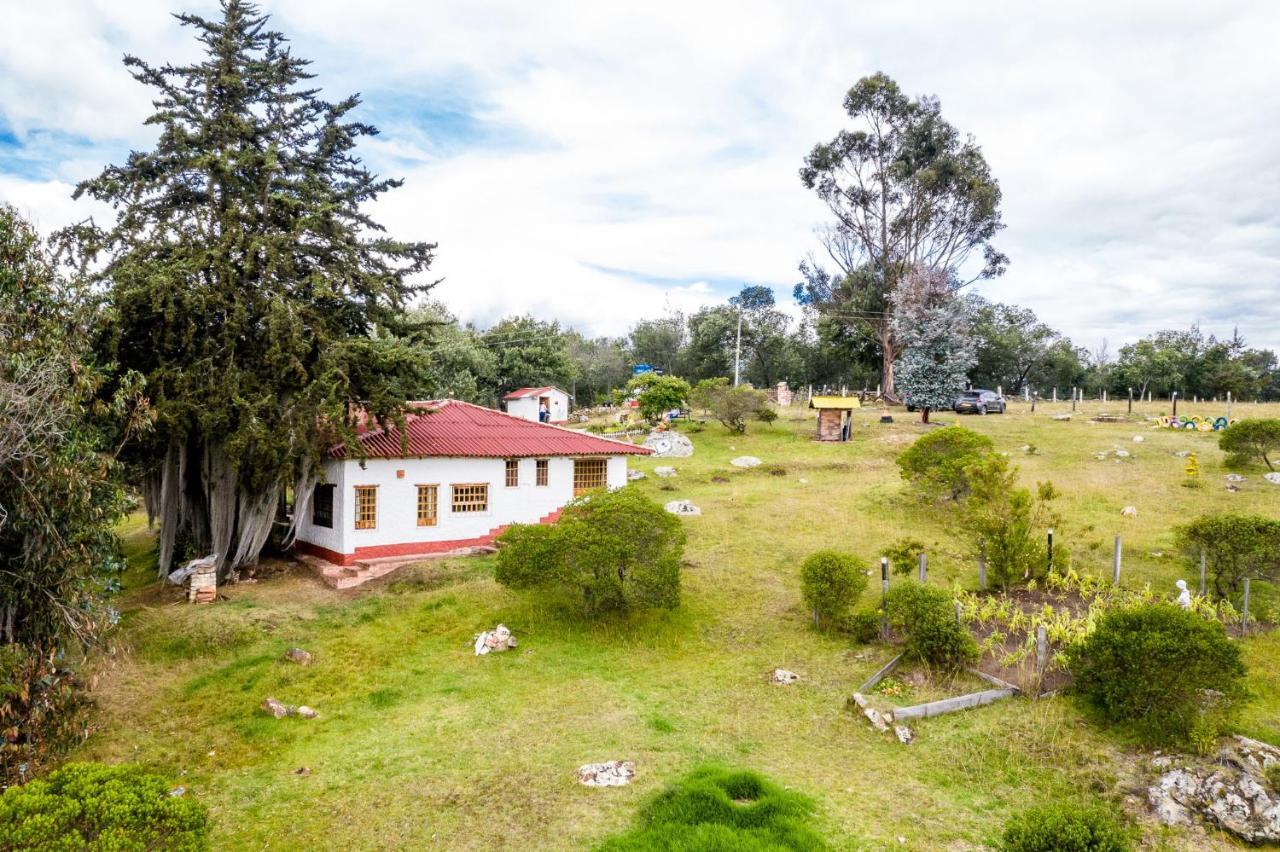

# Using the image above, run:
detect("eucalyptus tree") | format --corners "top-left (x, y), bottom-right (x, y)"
top-left (798, 73), bottom-right (1006, 399)
top-left (65, 1), bottom-right (436, 580)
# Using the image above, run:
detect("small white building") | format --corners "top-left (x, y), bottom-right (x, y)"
top-left (293, 400), bottom-right (648, 565)
top-left (502, 386), bottom-right (571, 423)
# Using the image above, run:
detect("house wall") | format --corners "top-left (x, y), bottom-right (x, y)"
top-left (816, 409), bottom-right (845, 441)
top-left (505, 390), bottom-right (570, 422)
top-left (294, 453), bottom-right (630, 563)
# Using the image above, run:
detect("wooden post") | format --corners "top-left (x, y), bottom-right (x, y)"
top-left (978, 542), bottom-right (987, 592)
top-left (1071, 387), bottom-right (1077, 412)
top-left (1127, 387), bottom-right (1133, 414)
top-left (1030, 393), bottom-right (1037, 413)
top-left (1113, 536), bottom-right (1122, 584)
top-left (1103, 389), bottom-right (1108, 402)
top-left (1052, 387), bottom-right (1057, 403)
top-left (955, 601), bottom-right (963, 624)
top-left (1227, 391), bottom-right (1233, 420)
top-left (1047, 528), bottom-right (1054, 573)
top-left (1172, 391), bottom-right (1178, 417)
top-left (880, 556), bottom-right (889, 638)
top-left (1199, 548), bottom-right (1206, 597)
top-left (918, 552), bottom-right (927, 583)
top-left (1242, 577), bottom-right (1251, 636)
top-left (1036, 624), bottom-right (1048, 675)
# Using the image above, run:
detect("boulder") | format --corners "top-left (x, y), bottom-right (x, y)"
top-left (730, 456), bottom-right (762, 468)
top-left (283, 647), bottom-right (312, 666)
top-left (664, 500), bottom-right (701, 516)
top-left (1265, 473), bottom-right (1280, 485)
top-left (654, 466), bottom-right (677, 478)
top-left (626, 470), bottom-right (645, 481)
top-left (894, 725), bottom-right (914, 745)
top-left (295, 706), bottom-right (319, 719)
top-left (642, 431), bottom-right (694, 458)
top-left (1147, 737), bottom-right (1280, 842)
top-left (768, 668), bottom-right (799, 685)
top-left (1133, 435), bottom-right (1145, 443)
top-left (261, 697), bottom-right (290, 719)
top-left (474, 624), bottom-right (517, 656)
top-left (1121, 506), bottom-right (1138, 517)
top-left (577, 760), bottom-right (635, 787)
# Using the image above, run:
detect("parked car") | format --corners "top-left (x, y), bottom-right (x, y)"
top-left (954, 389), bottom-right (1006, 414)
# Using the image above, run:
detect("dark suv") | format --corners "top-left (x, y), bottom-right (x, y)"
top-left (954, 389), bottom-right (1005, 414)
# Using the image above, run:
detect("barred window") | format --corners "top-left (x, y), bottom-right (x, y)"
top-left (451, 483), bottom-right (489, 513)
top-left (573, 458), bottom-right (607, 496)
top-left (535, 458), bottom-right (549, 487)
top-left (312, 483), bottom-right (335, 529)
top-left (505, 458), bottom-right (519, 487)
top-left (417, 484), bottom-right (438, 527)
top-left (354, 485), bottom-right (377, 529)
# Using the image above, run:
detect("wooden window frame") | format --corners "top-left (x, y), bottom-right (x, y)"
top-left (451, 483), bottom-right (489, 514)
top-left (353, 485), bottom-right (378, 530)
top-left (416, 484), bottom-right (438, 527)
top-left (505, 458), bottom-right (519, 488)
top-left (535, 458), bottom-right (549, 487)
top-left (312, 483), bottom-right (335, 529)
top-left (573, 457), bottom-right (608, 496)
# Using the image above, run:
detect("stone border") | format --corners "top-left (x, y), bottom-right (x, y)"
top-left (852, 654), bottom-right (1021, 730)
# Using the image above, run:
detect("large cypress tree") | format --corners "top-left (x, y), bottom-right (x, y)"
top-left (66, 1), bottom-right (435, 579)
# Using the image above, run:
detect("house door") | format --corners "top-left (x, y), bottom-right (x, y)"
top-left (573, 458), bottom-right (607, 496)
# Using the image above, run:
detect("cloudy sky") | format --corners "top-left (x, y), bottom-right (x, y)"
top-left (2, 0), bottom-right (1278, 352)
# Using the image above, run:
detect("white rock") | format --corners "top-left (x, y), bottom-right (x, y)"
top-left (474, 624), bottom-right (517, 655)
top-left (642, 431), bottom-right (694, 458)
top-left (577, 760), bottom-right (635, 787)
top-left (730, 456), bottom-right (762, 468)
top-left (664, 500), bottom-right (701, 516)
top-left (1114, 449), bottom-right (1131, 458)
top-left (1121, 506), bottom-right (1138, 517)
top-left (1265, 473), bottom-right (1280, 485)
top-left (894, 725), bottom-right (914, 745)
top-left (1175, 450), bottom-right (1192, 458)
top-left (1133, 435), bottom-right (1145, 443)
top-left (654, 466), bottom-right (677, 478)
top-left (626, 470), bottom-right (645, 481)
top-left (295, 706), bottom-right (319, 719)
top-left (769, 668), bottom-right (799, 685)
top-left (1052, 414), bottom-right (1072, 421)
top-left (1226, 474), bottom-right (1246, 482)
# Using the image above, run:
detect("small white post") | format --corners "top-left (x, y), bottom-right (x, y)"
top-left (918, 552), bottom-right (927, 583)
top-left (1113, 536), bottom-right (1122, 584)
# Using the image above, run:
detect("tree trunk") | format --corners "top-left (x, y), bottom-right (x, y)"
top-left (879, 324), bottom-right (897, 401)
top-left (921, 407), bottom-right (930, 424)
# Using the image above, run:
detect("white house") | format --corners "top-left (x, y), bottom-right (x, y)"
top-left (502, 386), bottom-right (571, 423)
top-left (292, 400), bottom-right (649, 566)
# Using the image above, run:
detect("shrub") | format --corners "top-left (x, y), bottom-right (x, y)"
top-left (1000, 801), bottom-right (1132, 852)
top-left (1174, 513), bottom-right (1280, 598)
top-left (883, 537), bottom-right (926, 576)
top-left (755, 406), bottom-right (778, 424)
top-left (1066, 604), bottom-right (1246, 746)
top-left (896, 425), bottom-right (995, 501)
top-left (597, 765), bottom-right (827, 851)
top-left (0, 762), bottom-right (209, 851)
top-left (838, 610), bottom-right (882, 644)
top-left (800, 551), bottom-right (868, 630)
top-left (961, 456), bottom-right (1060, 589)
top-left (0, 644), bottom-right (93, 786)
top-left (1219, 418), bottom-right (1280, 471)
top-left (689, 378), bottom-right (772, 434)
top-left (627, 373), bottom-right (691, 424)
top-left (883, 583), bottom-right (977, 671)
top-left (495, 487), bottom-right (685, 617)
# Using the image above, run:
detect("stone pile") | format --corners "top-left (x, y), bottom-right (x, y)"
top-left (664, 500), bottom-right (701, 516)
top-left (188, 562), bottom-right (217, 604)
top-left (1148, 736), bottom-right (1280, 843)
top-left (577, 760), bottom-right (635, 787)
top-left (768, 668), bottom-right (799, 685)
top-left (261, 697), bottom-right (319, 719)
top-left (474, 624), bottom-right (517, 656)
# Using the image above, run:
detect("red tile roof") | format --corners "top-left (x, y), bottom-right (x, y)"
top-left (502, 386), bottom-right (562, 400)
top-left (331, 400), bottom-right (649, 459)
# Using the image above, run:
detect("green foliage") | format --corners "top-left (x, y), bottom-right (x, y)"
top-left (837, 610), bottom-right (882, 644)
top-left (688, 377), bottom-right (774, 433)
top-left (0, 646), bottom-right (94, 786)
top-left (1066, 604), bottom-right (1246, 746)
top-left (961, 455), bottom-right (1059, 589)
top-left (597, 765), bottom-right (827, 851)
top-left (495, 488), bottom-right (685, 617)
top-left (999, 801), bottom-right (1132, 852)
top-left (883, 538), bottom-right (927, 576)
top-left (884, 583), bottom-right (977, 671)
top-left (896, 425), bottom-right (995, 501)
top-left (1219, 418), bottom-right (1280, 471)
top-left (482, 315), bottom-right (580, 397)
top-left (627, 373), bottom-right (691, 424)
top-left (1175, 513), bottom-right (1280, 598)
top-left (800, 551), bottom-right (868, 629)
top-left (0, 762), bottom-right (209, 851)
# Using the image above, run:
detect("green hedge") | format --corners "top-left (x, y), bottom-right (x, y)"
top-left (884, 583), bottom-right (977, 671)
top-left (1000, 801), bottom-right (1132, 852)
top-left (800, 550), bottom-right (867, 630)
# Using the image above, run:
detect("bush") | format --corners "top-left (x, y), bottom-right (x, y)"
top-left (1219, 418), bottom-right (1280, 471)
top-left (838, 610), bottom-right (882, 644)
top-left (1000, 801), bottom-right (1132, 852)
top-left (1175, 513), bottom-right (1280, 598)
top-left (755, 406), bottom-right (778, 424)
top-left (689, 378), bottom-right (772, 434)
top-left (1066, 604), bottom-right (1246, 746)
top-left (597, 765), bottom-right (827, 851)
top-left (0, 644), bottom-right (93, 786)
top-left (495, 487), bottom-right (685, 617)
top-left (961, 456), bottom-right (1060, 589)
top-left (627, 373), bottom-right (691, 424)
top-left (883, 537), bottom-right (926, 576)
top-left (800, 551), bottom-right (868, 630)
top-left (0, 762), bottom-right (209, 851)
top-left (883, 583), bottom-right (977, 671)
top-left (896, 426), bottom-right (995, 501)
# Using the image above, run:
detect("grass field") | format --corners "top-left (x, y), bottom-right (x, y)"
top-left (79, 399), bottom-right (1280, 850)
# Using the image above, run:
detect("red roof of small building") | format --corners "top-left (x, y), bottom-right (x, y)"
top-left (502, 386), bottom-right (563, 400)
top-left (331, 399), bottom-right (649, 459)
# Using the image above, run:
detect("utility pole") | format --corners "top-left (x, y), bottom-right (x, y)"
top-left (733, 304), bottom-right (743, 387)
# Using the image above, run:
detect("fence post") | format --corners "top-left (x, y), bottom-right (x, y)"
top-left (1052, 387), bottom-right (1057, 403)
top-left (955, 601), bottom-right (963, 624)
top-left (1071, 388), bottom-right (1077, 412)
top-left (1199, 548), bottom-right (1206, 596)
top-left (1127, 387), bottom-right (1133, 414)
top-left (1172, 391), bottom-right (1178, 417)
top-left (1030, 393), bottom-right (1037, 413)
top-left (880, 556), bottom-right (889, 639)
top-left (1046, 528), bottom-right (1054, 573)
top-left (1242, 577), bottom-right (1251, 636)
top-left (918, 552), bottom-right (927, 583)
top-left (1036, 624), bottom-right (1048, 675)
top-left (1113, 535), bottom-right (1122, 584)
top-left (978, 542), bottom-right (987, 592)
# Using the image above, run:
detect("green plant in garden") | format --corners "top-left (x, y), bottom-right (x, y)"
top-left (838, 610), bottom-right (882, 644)
top-left (597, 765), bottom-right (827, 851)
top-left (960, 455), bottom-right (1060, 589)
top-left (0, 762), bottom-right (209, 851)
top-left (896, 425), bottom-right (995, 501)
top-left (1175, 513), bottom-right (1280, 598)
top-left (495, 487), bottom-right (685, 617)
top-left (884, 582), bottom-right (977, 671)
top-left (883, 537), bottom-right (927, 576)
top-left (999, 800), bottom-right (1132, 852)
top-left (1066, 604), bottom-right (1246, 747)
top-left (689, 377), bottom-right (773, 433)
top-left (800, 550), bottom-right (868, 629)
top-left (627, 372), bottom-right (691, 424)
top-left (1219, 418), bottom-right (1280, 470)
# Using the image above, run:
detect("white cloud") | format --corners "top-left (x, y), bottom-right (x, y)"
top-left (1, 0), bottom-right (1277, 351)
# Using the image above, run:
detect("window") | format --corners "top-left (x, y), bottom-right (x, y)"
top-left (354, 485), bottom-right (377, 529)
top-left (312, 484), bottom-right (335, 529)
top-left (505, 458), bottom-right (519, 488)
top-left (416, 484), bottom-right (438, 527)
top-left (573, 458), bottom-right (608, 496)
top-left (535, 458), bottom-right (549, 487)
top-left (451, 483), bottom-right (489, 513)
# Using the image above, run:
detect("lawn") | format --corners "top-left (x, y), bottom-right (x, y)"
top-left (78, 399), bottom-right (1279, 850)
